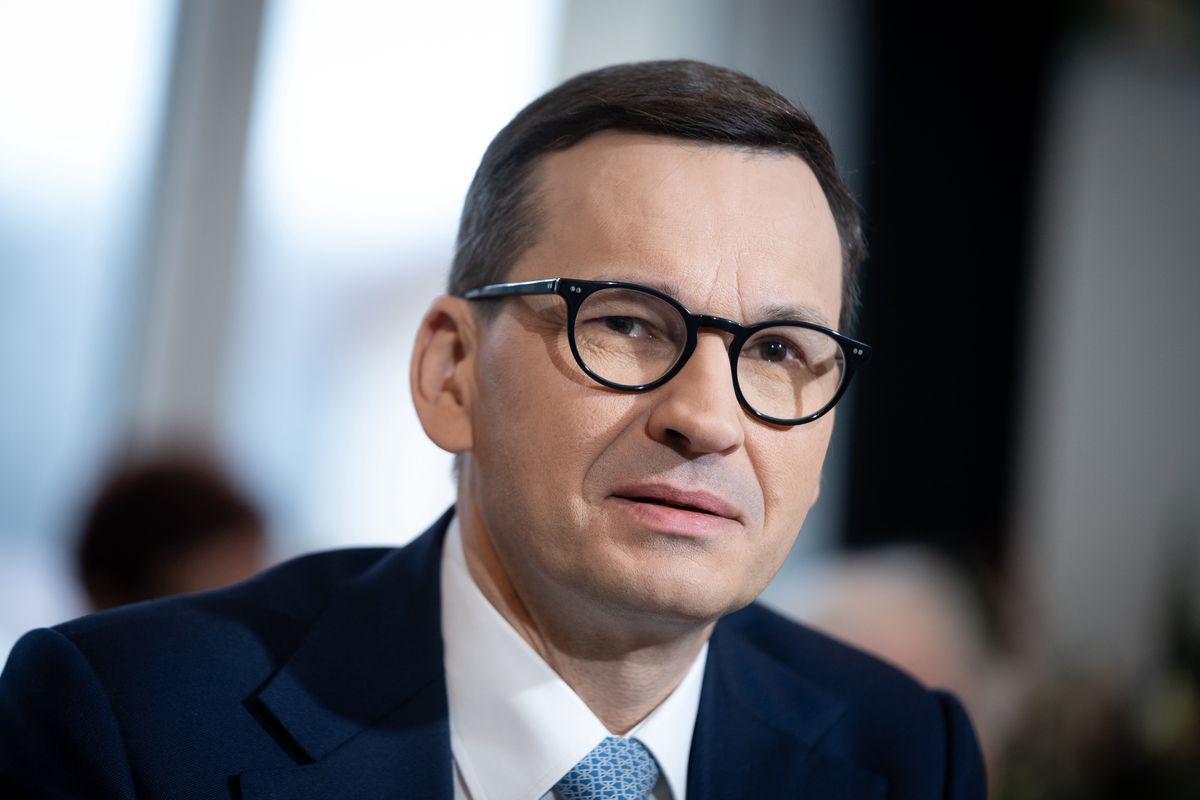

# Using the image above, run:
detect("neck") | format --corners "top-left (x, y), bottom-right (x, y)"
top-left (457, 504), bottom-right (712, 734)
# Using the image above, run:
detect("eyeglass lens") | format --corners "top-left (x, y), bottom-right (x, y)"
top-left (570, 287), bottom-right (846, 421)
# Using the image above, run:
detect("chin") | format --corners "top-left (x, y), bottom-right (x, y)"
top-left (597, 567), bottom-right (758, 626)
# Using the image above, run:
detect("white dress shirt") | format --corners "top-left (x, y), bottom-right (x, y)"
top-left (440, 516), bottom-right (707, 800)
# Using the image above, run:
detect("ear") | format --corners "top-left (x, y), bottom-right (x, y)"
top-left (410, 295), bottom-right (478, 454)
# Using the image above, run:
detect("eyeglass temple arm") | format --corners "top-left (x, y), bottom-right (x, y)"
top-left (463, 279), bottom-right (560, 300)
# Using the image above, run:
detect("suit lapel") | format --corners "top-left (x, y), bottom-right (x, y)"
top-left (687, 615), bottom-right (886, 799)
top-left (239, 510), bottom-right (455, 800)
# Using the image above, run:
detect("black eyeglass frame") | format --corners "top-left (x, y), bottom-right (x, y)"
top-left (463, 277), bottom-right (872, 426)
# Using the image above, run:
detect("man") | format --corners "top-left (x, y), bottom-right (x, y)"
top-left (0, 60), bottom-right (984, 798)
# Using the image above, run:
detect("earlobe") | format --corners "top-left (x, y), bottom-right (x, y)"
top-left (410, 296), bottom-right (477, 454)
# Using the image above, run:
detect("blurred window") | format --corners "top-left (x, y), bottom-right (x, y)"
top-left (221, 0), bottom-right (562, 550)
top-left (0, 0), bottom-right (176, 652)
top-left (0, 1), bottom-right (175, 543)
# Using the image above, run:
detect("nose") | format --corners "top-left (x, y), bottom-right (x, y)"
top-left (645, 334), bottom-right (745, 456)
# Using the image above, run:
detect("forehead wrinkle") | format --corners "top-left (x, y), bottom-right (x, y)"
top-left (727, 231), bottom-right (838, 330)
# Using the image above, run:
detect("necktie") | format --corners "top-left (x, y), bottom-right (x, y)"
top-left (554, 736), bottom-right (660, 800)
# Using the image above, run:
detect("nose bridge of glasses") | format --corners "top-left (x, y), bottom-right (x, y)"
top-left (675, 318), bottom-right (741, 386)
top-left (694, 313), bottom-right (742, 333)
top-left (692, 314), bottom-right (749, 353)
top-left (661, 314), bottom-right (745, 389)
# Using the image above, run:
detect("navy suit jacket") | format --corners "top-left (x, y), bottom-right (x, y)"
top-left (1, 509), bottom-right (985, 798)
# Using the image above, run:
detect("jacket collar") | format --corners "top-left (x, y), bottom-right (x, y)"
top-left (238, 509), bottom-right (455, 800)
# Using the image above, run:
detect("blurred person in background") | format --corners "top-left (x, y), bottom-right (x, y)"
top-left (0, 60), bottom-right (983, 799)
top-left (75, 452), bottom-right (267, 611)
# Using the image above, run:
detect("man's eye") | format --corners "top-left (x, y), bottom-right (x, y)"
top-left (600, 316), bottom-right (647, 337)
top-left (753, 339), bottom-right (797, 363)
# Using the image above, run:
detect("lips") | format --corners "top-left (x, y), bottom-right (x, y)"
top-left (609, 483), bottom-right (741, 522)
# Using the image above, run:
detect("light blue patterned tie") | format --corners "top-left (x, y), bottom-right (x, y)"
top-left (554, 736), bottom-right (660, 800)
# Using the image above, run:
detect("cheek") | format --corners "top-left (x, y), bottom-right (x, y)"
top-left (473, 336), bottom-right (629, 496)
top-left (475, 329), bottom-right (556, 439)
top-left (753, 418), bottom-right (834, 529)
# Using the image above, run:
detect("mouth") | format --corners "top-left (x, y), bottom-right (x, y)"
top-left (626, 496), bottom-right (712, 513)
top-left (609, 484), bottom-right (741, 523)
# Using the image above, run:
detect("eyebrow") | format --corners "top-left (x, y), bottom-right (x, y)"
top-left (756, 302), bottom-right (834, 328)
top-left (617, 276), bottom-right (836, 330)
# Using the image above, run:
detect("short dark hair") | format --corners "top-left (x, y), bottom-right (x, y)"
top-left (449, 59), bottom-right (866, 329)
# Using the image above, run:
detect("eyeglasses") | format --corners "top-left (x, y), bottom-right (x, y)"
top-left (464, 278), bottom-right (871, 426)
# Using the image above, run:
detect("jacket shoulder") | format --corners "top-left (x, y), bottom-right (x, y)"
top-left (717, 602), bottom-right (986, 795)
top-left (722, 601), bottom-right (933, 704)
top-left (1, 547), bottom-right (414, 798)
top-left (55, 547), bottom-right (395, 659)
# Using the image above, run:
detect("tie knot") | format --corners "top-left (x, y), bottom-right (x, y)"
top-left (554, 736), bottom-right (660, 800)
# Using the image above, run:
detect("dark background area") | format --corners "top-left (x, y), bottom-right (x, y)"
top-left (847, 3), bottom-right (1059, 578)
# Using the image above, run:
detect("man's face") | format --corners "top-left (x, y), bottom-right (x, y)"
top-left (464, 132), bottom-right (843, 624)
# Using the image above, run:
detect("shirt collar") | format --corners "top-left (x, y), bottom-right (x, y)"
top-left (440, 515), bottom-right (706, 800)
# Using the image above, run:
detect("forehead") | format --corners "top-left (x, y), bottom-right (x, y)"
top-left (520, 132), bottom-right (843, 327)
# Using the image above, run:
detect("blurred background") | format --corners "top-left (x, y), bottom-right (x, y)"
top-left (2, 0), bottom-right (1198, 794)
